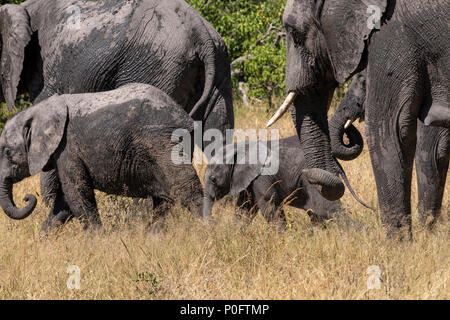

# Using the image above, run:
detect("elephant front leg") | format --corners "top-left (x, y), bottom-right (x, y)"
top-left (252, 179), bottom-right (286, 229)
top-left (40, 170), bottom-right (60, 207)
top-left (57, 162), bottom-right (101, 230)
top-left (40, 189), bottom-right (73, 235)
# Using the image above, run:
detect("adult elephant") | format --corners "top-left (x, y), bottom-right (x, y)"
top-left (0, 0), bottom-right (233, 205)
top-left (330, 71), bottom-right (449, 229)
top-left (267, 0), bottom-right (449, 237)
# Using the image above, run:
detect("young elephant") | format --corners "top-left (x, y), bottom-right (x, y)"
top-left (203, 136), bottom-right (346, 226)
top-left (0, 84), bottom-right (203, 230)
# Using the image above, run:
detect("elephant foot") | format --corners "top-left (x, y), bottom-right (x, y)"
top-left (382, 218), bottom-right (413, 241)
top-left (40, 209), bottom-right (73, 236)
top-left (418, 210), bottom-right (440, 231)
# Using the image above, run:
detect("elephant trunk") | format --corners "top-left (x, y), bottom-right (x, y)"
top-left (0, 179), bottom-right (37, 220)
top-left (290, 91), bottom-right (345, 201)
top-left (302, 168), bottom-right (345, 201)
top-left (329, 108), bottom-right (364, 161)
top-left (202, 194), bottom-right (214, 218)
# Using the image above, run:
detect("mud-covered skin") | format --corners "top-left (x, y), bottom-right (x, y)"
top-left (283, 0), bottom-right (449, 238)
top-left (331, 72), bottom-right (449, 229)
top-left (2, 0), bottom-right (233, 130)
top-left (0, 84), bottom-right (203, 231)
top-left (203, 136), bottom-right (346, 227)
top-left (0, 0), bottom-right (233, 210)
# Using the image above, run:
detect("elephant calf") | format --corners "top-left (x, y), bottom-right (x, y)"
top-left (203, 136), bottom-right (346, 226)
top-left (0, 84), bottom-right (203, 230)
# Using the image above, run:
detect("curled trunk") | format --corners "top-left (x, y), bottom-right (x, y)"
top-left (0, 179), bottom-right (37, 220)
top-left (329, 110), bottom-right (364, 161)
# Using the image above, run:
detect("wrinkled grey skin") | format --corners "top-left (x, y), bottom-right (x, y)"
top-left (330, 71), bottom-right (449, 229)
top-left (0, 0), bottom-right (233, 210)
top-left (203, 136), bottom-right (346, 227)
top-left (283, 0), bottom-right (449, 237)
top-left (0, 84), bottom-right (203, 231)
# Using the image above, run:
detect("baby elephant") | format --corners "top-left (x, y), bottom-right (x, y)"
top-left (203, 136), bottom-right (344, 226)
top-left (0, 84), bottom-right (203, 230)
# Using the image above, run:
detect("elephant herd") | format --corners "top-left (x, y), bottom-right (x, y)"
top-left (0, 0), bottom-right (448, 239)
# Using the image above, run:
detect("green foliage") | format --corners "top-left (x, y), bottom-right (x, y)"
top-left (132, 271), bottom-right (161, 295)
top-left (0, 0), bottom-right (24, 5)
top-left (187, 0), bottom-right (287, 108)
top-left (0, 97), bottom-right (30, 133)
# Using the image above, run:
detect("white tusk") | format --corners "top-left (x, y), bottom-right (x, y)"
top-left (344, 118), bottom-right (356, 130)
top-left (266, 92), bottom-right (297, 127)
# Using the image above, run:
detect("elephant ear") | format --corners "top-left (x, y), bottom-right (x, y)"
top-left (322, 0), bottom-right (387, 83)
top-left (27, 100), bottom-right (68, 175)
top-left (0, 5), bottom-right (33, 111)
top-left (230, 141), bottom-right (269, 196)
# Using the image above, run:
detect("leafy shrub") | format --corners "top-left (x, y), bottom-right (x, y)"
top-left (187, 0), bottom-right (287, 108)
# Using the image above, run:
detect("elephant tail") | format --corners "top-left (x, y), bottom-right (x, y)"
top-left (189, 40), bottom-right (216, 118)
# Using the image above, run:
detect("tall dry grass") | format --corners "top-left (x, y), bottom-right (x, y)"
top-left (0, 101), bottom-right (448, 299)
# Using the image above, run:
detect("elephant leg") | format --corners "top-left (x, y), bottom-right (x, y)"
top-left (40, 170), bottom-right (60, 207)
top-left (252, 179), bottom-right (286, 229)
top-left (40, 188), bottom-right (73, 234)
top-left (366, 73), bottom-right (420, 239)
top-left (415, 123), bottom-right (450, 229)
top-left (57, 162), bottom-right (101, 230)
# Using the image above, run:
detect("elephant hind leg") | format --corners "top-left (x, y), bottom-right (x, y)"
top-left (416, 123), bottom-right (450, 229)
top-left (366, 69), bottom-right (422, 239)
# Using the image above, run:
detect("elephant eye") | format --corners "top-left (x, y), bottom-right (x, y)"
top-left (210, 176), bottom-right (217, 184)
top-left (291, 29), bottom-right (306, 46)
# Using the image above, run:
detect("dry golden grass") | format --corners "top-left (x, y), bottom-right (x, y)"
top-left (0, 101), bottom-right (448, 300)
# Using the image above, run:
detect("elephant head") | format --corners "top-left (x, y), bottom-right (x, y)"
top-left (329, 71), bottom-right (366, 161)
top-left (267, 0), bottom-right (387, 200)
top-left (0, 98), bottom-right (67, 219)
top-left (203, 141), bottom-right (270, 217)
top-left (0, 4), bottom-right (34, 110)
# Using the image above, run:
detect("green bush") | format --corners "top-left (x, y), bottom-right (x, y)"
top-left (188, 0), bottom-right (287, 108)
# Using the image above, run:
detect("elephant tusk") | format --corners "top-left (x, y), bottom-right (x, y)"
top-left (344, 118), bottom-right (357, 130)
top-left (266, 92), bottom-right (297, 127)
